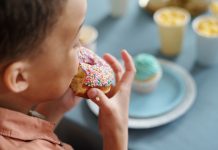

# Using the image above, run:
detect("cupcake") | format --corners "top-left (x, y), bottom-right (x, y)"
top-left (132, 53), bottom-right (162, 93)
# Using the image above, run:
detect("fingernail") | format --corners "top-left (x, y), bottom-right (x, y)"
top-left (121, 49), bottom-right (127, 53)
top-left (96, 96), bottom-right (100, 101)
top-left (87, 89), bottom-right (97, 99)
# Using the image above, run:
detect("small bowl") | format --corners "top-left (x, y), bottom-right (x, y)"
top-left (79, 25), bottom-right (98, 52)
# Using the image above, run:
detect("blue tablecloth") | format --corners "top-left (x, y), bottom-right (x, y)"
top-left (65, 0), bottom-right (218, 149)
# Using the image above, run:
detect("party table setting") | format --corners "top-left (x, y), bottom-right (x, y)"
top-left (63, 0), bottom-right (218, 149)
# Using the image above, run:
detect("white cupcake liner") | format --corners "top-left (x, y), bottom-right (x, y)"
top-left (132, 70), bottom-right (162, 94)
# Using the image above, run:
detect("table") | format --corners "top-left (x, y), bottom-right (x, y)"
top-left (63, 0), bottom-right (218, 149)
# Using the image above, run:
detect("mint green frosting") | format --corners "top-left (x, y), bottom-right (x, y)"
top-left (134, 53), bottom-right (161, 81)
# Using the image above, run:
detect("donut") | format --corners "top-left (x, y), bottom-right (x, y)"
top-left (70, 47), bottom-right (114, 98)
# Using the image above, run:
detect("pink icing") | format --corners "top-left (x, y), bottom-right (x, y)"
top-left (79, 47), bottom-right (114, 87)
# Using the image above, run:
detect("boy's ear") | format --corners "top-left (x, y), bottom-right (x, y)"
top-left (3, 62), bottom-right (29, 93)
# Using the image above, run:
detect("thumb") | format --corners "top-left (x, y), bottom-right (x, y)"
top-left (87, 88), bottom-right (108, 108)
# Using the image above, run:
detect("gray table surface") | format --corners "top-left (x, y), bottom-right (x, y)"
top-left (65, 0), bottom-right (218, 149)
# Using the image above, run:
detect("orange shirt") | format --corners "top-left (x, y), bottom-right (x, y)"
top-left (0, 107), bottom-right (73, 150)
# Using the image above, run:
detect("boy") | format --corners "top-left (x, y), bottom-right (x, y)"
top-left (0, 0), bottom-right (135, 150)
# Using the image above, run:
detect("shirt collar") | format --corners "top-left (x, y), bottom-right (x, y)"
top-left (0, 107), bottom-right (61, 144)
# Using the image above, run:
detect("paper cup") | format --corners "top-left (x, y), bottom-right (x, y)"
top-left (154, 7), bottom-right (190, 57)
top-left (79, 25), bottom-right (98, 52)
top-left (192, 15), bottom-right (218, 66)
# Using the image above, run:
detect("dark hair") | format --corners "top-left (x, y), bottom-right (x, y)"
top-left (0, 0), bottom-right (66, 63)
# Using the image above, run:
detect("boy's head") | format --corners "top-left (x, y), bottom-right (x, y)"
top-left (0, 0), bottom-right (66, 63)
top-left (0, 0), bottom-right (86, 105)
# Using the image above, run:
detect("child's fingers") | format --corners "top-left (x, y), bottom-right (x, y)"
top-left (87, 88), bottom-right (109, 108)
top-left (103, 53), bottom-right (123, 83)
top-left (119, 50), bottom-right (136, 87)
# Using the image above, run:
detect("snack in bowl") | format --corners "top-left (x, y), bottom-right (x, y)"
top-left (210, 1), bottom-right (218, 18)
top-left (196, 17), bottom-right (218, 37)
top-left (70, 47), bottom-right (114, 98)
top-left (132, 53), bottom-right (162, 93)
top-left (192, 15), bottom-right (218, 66)
top-left (79, 25), bottom-right (98, 51)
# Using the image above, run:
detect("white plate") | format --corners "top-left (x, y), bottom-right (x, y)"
top-left (86, 59), bottom-right (196, 129)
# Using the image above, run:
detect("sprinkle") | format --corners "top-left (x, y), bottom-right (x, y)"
top-left (79, 47), bottom-right (114, 87)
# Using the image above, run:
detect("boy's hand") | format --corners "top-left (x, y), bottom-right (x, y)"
top-left (87, 50), bottom-right (136, 150)
top-left (35, 89), bottom-right (82, 124)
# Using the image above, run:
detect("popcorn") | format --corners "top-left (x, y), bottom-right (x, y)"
top-left (157, 10), bottom-right (186, 26)
top-left (210, 1), bottom-right (218, 16)
top-left (197, 18), bottom-right (218, 36)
